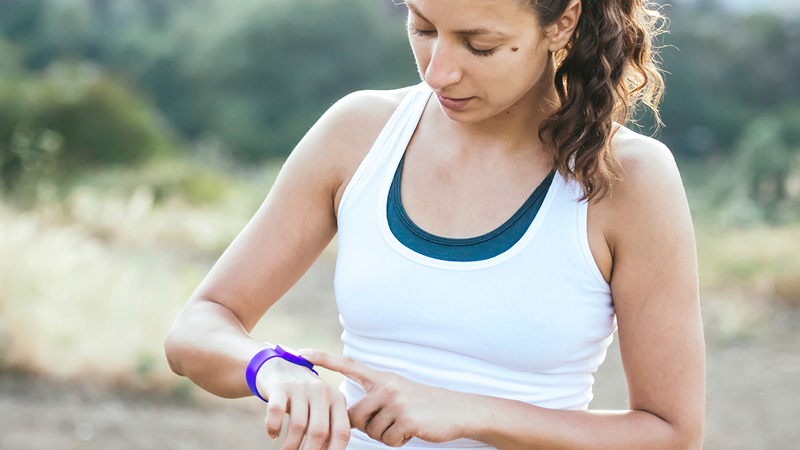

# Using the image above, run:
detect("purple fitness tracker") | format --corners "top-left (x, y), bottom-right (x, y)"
top-left (245, 345), bottom-right (318, 402)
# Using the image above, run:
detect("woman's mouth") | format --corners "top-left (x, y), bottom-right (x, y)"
top-left (436, 93), bottom-right (473, 111)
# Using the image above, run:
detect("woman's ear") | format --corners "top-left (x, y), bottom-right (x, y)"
top-left (546, 0), bottom-right (581, 52)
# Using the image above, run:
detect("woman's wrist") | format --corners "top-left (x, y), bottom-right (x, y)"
top-left (454, 392), bottom-right (497, 442)
top-left (254, 357), bottom-right (319, 400)
top-left (247, 345), bottom-right (318, 402)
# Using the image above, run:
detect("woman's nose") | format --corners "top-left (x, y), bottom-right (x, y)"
top-left (424, 41), bottom-right (462, 90)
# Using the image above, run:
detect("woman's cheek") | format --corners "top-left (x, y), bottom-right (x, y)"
top-left (412, 54), bottom-right (427, 74)
top-left (410, 44), bottom-right (432, 76)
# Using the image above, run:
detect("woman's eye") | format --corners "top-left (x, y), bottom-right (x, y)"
top-left (409, 25), bottom-right (435, 37)
top-left (408, 23), bottom-right (497, 57)
top-left (467, 43), bottom-right (497, 57)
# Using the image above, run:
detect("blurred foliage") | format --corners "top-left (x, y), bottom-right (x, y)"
top-left (1, 0), bottom-right (797, 157)
top-left (66, 157), bottom-right (241, 206)
top-left (656, 0), bottom-right (800, 156)
top-left (0, 0), bottom-right (799, 389)
top-left (0, 0), bottom-right (799, 222)
top-left (724, 111), bottom-right (800, 220)
top-left (686, 107), bottom-right (800, 226)
top-left (0, 61), bottom-right (176, 201)
top-left (0, 0), bottom-right (417, 162)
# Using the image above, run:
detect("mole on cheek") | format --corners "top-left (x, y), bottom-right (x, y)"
top-left (511, 46), bottom-right (519, 52)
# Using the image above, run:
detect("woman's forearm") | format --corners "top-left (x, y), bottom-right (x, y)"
top-left (164, 297), bottom-right (270, 399)
top-left (166, 300), bottom-right (352, 450)
top-left (461, 393), bottom-right (702, 450)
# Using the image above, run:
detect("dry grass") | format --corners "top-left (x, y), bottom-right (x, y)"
top-left (697, 226), bottom-right (800, 304)
top-left (0, 159), bottom-right (279, 390)
top-left (1, 159), bottom-right (798, 392)
top-left (695, 226), bottom-right (800, 344)
top-left (0, 201), bottom-right (202, 385)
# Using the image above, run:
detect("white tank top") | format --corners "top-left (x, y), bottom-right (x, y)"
top-left (334, 83), bottom-right (615, 450)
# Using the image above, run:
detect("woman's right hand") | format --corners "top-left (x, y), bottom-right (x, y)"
top-left (257, 357), bottom-right (351, 450)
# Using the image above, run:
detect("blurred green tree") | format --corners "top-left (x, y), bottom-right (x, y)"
top-left (1, 0), bottom-right (798, 171)
top-left (1, 0), bottom-right (419, 161)
top-left (708, 107), bottom-right (800, 224)
top-left (657, 0), bottom-right (800, 157)
top-left (0, 62), bottom-right (175, 195)
top-left (0, 0), bottom-right (418, 162)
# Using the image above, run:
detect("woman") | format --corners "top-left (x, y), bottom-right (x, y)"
top-left (165, 0), bottom-right (705, 449)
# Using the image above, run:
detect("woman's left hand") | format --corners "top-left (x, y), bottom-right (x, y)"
top-left (298, 349), bottom-right (473, 447)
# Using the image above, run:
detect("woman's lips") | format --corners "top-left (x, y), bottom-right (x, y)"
top-left (436, 93), bottom-right (473, 111)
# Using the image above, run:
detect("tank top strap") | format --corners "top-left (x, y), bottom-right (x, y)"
top-left (337, 83), bottom-right (432, 220)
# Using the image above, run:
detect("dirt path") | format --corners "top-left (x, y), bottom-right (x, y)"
top-left (2, 257), bottom-right (798, 450)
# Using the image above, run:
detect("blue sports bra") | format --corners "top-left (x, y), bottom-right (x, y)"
top-left (387, 152), bottom-right (556, 262)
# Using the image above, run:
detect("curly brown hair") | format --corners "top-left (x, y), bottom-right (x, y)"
top-left (527, 0), bottom-right (666, 200)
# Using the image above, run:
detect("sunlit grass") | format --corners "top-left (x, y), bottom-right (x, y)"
top-left (697, 226), bottom-right (800, 303)
top-left (0, 158), bottom-right (280, 389)
top-left (0, 200), bottom-right (204, 384)
top-left (0, 156), bottom-right (797, 389)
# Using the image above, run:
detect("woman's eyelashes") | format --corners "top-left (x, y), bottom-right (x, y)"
top-left (408, 25), bottom-right (434, 38)
top-left (466, 44), bottom-right (497, 57)
top-left (409, 26), bottom-right (498, 57)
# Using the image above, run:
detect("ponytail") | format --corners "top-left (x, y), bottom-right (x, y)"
top-left (528, 0), bottom-right (666, 200)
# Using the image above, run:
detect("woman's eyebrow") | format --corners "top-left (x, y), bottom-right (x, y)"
top-left (455, 28), bottom-right (510, 37)
top-left (406, 3), bottom-right (510, 37)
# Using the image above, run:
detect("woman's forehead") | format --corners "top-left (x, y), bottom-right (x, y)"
top-left (405, 0), bottom-right (534, 32)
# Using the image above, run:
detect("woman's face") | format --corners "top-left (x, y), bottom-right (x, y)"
top-left (406, 0), bottom-right (554, 123)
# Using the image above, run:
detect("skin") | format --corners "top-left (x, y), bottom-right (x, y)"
top-left (164, 0), bottom-right (705, 449)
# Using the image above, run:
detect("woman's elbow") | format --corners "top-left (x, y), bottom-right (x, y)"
top-left (671, 417), bottom-right (704, 450)
top-left (164, 317), bottom-right (190, 377)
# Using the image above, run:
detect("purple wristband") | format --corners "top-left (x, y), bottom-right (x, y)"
top-left (245, 345), bottom-right (318, 402)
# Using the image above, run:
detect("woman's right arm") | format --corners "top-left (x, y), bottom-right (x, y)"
top-left (164, 89), bottom-right (407, 449)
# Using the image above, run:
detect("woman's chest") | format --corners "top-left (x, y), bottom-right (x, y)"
top-left (399, 143), bottom-right (551, 239)
top-left (334, 239), bottom-right (615, 373)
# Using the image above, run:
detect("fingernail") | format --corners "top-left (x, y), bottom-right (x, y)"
top-left (298, 348), bottom-right (313, 357)
top-left (268, 434), bottom-right (277, 441)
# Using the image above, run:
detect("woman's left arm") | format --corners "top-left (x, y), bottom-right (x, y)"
top-left (457, 139), bottom-right (706, 450)
top-left (305, 139), bottom-right (705, 450)
top-left (466, 139), bottom-right (705, 450)
top-left (466, 141), bottom-right (705, 450)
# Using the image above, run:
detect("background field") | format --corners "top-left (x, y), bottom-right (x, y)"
top-left (1, 0), bottom-right (799, 449)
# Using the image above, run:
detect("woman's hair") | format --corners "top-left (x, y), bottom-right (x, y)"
top-left (527, 0), bottom-right (666, 200)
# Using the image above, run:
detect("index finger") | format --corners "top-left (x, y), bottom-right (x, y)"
top-left (298, 349), bottom-right (377, 390)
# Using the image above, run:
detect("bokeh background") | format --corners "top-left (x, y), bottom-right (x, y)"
top-left (0, 0), bottom-right (798, 448)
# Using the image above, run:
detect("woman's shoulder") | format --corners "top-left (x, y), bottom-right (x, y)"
top-left (611, 125), bottom-right (675, 172)
top-left (306, 86), bottom-right (414, 157)
top-left (319, 86), bottom-right (416, 143)
top-left (299, 85), bottom-right (417, 213)
top-left (596, 124), bottom-right (691, 247)
top-left (336, 86), bottom-right (416, 116)
top-left (608, 124), bottom-right (684, 202)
